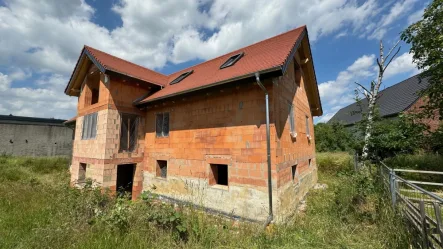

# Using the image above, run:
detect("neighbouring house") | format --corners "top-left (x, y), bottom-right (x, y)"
top-left (0, 114), bottom-right (73, 157)
top-left (64, 25), bottom-right (323, 222)
top-left (329, 74), bottom-right (440, 130)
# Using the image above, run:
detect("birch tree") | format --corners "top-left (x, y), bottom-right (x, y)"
top-left (355, 40), bottom-right (401, 161)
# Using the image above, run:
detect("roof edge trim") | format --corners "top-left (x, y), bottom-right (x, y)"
top-left (281, 28), bottom-right (306, 74)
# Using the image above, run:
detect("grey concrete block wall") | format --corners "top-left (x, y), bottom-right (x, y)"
top-left (0, 123), bottom-right (73, 157)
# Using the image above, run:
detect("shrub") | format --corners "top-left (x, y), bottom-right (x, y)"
top-left (314, 122), bottom-right (356, 152)
top-left (316, 152), bottom-right (353, 173)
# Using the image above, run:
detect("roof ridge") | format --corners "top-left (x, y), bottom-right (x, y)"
top-left (84, 45), bottom-right (167, 78)
top-left (165, 25), bottom-right (307, 78)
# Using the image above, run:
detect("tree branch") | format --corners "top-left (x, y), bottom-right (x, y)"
top-left (385, 40), bottom-right (401, 62)
top-left (355, 82), bottom-right (371, 99)
top-left (384, 46), bottom-right (401, 71)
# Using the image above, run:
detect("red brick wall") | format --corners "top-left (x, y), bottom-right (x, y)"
top-left (406, 96), bottom-right (441, 131)
top-left (143, 79), bottom-right (276, 189)
top-left (273, 57), bottom-right (317, 189)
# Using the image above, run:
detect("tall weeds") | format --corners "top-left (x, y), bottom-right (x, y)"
top-left (0, 154), bottom-right (411, 248)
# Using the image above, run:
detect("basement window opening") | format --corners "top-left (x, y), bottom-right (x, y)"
top-left (220, 52), bottom-right (244, 69)
top-left (291, 165), bottom-right (297, 181)
top-left (78, 163), bottom-right (87, 183)
top-left (81, 112), bottom-right (97, 140)
top-left (156, 160), bottom-right (168, 178)
top-left (210, 164), bottom-right (228, 186)
top-left (156, 112), bottom-right (169, 137)
top-left (119, 113), bottom-right (139, 152)
top-left (170, 70), bottom-right (193, 85)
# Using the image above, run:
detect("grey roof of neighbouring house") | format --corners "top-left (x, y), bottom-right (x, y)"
top-left (0, 114), bottom-right (67, 126)
top-left (328, 74), bottom-right (429, 126)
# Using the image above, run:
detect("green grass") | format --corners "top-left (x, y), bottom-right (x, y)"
top-left (383, 154), bottom-right (443, 191)
top-left (0, 154), bottom-right (410, 248)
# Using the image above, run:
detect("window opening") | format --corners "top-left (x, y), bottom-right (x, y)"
top-left (220, 52), bottom-right (244, 69)
top-left (210, 164), bottom-right (228, 186)
top-left (156, 113), bottom-right (169, 137)
top-left (170, 70), bottom-right (193, 85)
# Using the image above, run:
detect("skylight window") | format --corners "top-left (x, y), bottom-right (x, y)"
top-left (170, 70), bottom-right (193, 85)
top-left (220, 52), bottom-right (244, 69)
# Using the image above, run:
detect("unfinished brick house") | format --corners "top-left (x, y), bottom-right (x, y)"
top-left (65, 25), bottom-right (323, 222)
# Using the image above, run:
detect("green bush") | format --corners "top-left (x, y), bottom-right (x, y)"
top-left (316, 152), bottom-right (353, 173)
top-left (314, 122), bottom-right (356, 152)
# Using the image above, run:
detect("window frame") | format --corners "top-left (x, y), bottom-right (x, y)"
top-left (81, 112), bottom-right (98, 140)
top-left (155, 112), bottom-right (170, 138)
top-left (220, 52), bottom-right (244, 69)
top-left (289, 102), bottom-right (297, 138)
top-left (119, 113), bottom-right (140, 152)
top-left (170, 70), bottom-right (193, 85)
top-left (305, 115), bottom-right (311, 138)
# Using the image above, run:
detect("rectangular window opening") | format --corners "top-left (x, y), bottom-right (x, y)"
top-left (156, 113), bottom-right (169, 137)
top-left (119, 113), bottom-right (139, 152)
top-left (91, 89), bottom-right (99, 105)
top-left (210, 164), bottom-right (228, 186)
top-left (85, 72), bottom-right (100, 106)
top-left (220, 52), bottom-right (244, 69)
top-left (305, 115), bottom-right (310, 137)
top-left (78, 163), bottom-right (87, 182)
top-left (82, 112), bottom-right (97, 140)
top-left (170, 70), bottom-right (193, 85)
top-left (291, 165), bottom-right (297, 181)
top-left (309, 159), bottom-right (312, 168)
top-left (289, 103), bottom-right (296, 137)
top-left (156, 160), bottom-right (168, 178)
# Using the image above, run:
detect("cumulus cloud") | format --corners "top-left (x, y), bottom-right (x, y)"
top-left (318, 54), bottom-right (376, 107)
top-left (0, 0), bottom-right (423, 119)
top-left (368, 0), bottom-right (418, 40)
top-left (383, 52), bottom-right (420, 79)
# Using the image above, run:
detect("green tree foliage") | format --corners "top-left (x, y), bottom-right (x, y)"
top-left (314, 122), bottom-right (356, 152)
top-left (365, 114), bottom-right (427, 159)
top-left (428, 124), bottom-right (443, 154)
top-left (401, 0), bottom-right (443, 118)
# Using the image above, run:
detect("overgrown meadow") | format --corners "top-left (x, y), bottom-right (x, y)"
top-left (0, 154), bottom-right (410, 248)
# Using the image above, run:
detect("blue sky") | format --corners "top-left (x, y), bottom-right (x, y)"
top-left (0, 0), bottom-right (426, 122)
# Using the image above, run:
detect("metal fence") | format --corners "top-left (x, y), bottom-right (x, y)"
top-left (379, 162), bottom-right (443, 249)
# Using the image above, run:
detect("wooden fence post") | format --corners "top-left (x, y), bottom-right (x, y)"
top-left (420, 201), bottom-right (429, 249)
top-left (433, 202), bottom-right (443, 247)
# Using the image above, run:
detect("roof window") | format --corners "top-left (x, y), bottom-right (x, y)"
top-left (170, 70), bottom-right (193, 85)
top-left (220, 52), bottom-right (244, 69)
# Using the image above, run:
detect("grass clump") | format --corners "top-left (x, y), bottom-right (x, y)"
top-left (0, 153), bottom-right (411, 248)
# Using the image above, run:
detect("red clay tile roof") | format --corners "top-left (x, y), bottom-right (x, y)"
top-left (67, 26), bottom-right (309, 103)
top-left (84, 46), bottom-right (168, 86)
top-left (139, 26), bottom-right (306, 104)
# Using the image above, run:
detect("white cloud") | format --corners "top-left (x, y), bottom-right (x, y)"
top-left (383, 52), bottom-right (420, 79)
top-left (318, 54), bottom-right (376, 107)
top-left (0, 72), bottom-right (76, 118)
top-left (368, 0), bottom-right (418, 40)
top-left (0, 0), bottom-right (423, 119)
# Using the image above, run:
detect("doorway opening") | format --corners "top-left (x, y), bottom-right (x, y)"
top-left (116, 164), bottom-right (135, 199)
